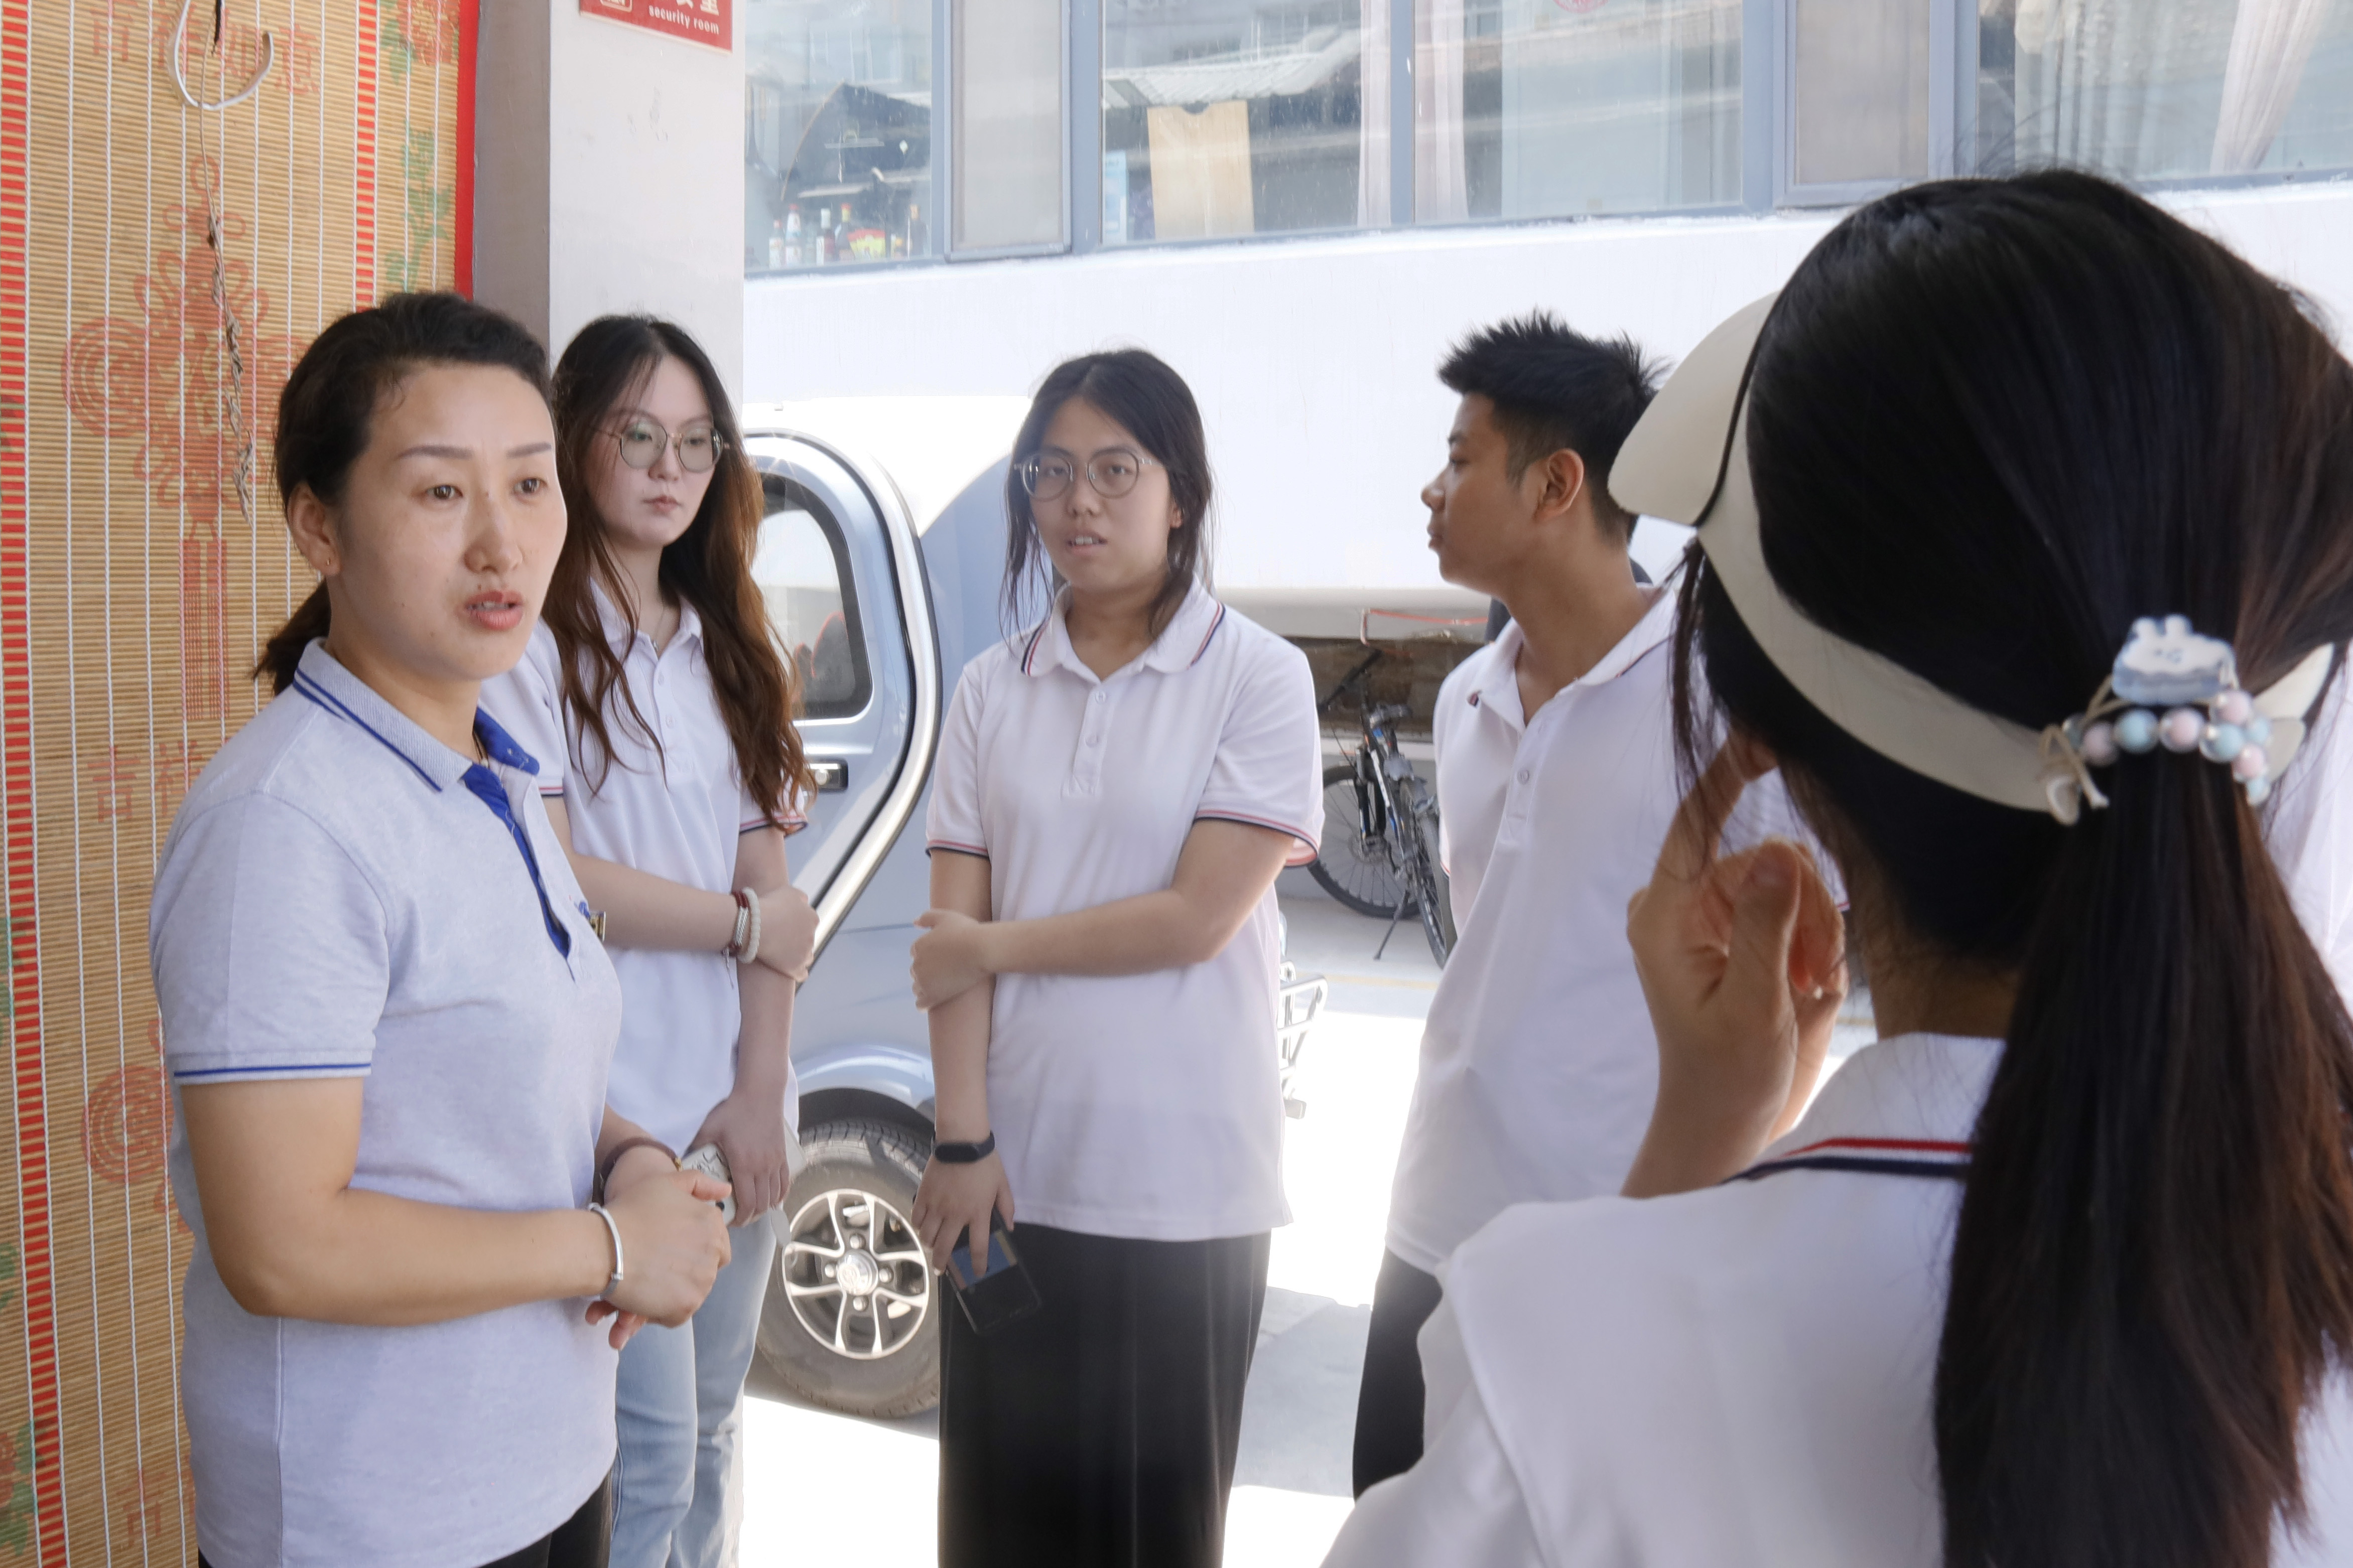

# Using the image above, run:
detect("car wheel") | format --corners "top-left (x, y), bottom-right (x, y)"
top-left (756, 1117), bottom-right (940, 1418)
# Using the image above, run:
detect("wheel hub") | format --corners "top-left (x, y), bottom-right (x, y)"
top-left (778, 1186), bottom-right (931, 1361)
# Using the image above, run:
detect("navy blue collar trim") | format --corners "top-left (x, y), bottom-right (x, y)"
top-left (291, 671), bottom-right (543, 786)
top-left (291, 671), bottom-right (443, 791)
top-left (473, 707), bottom-right (542, 775)
top-left (1728, 1155), bottom-right (1971, 1184)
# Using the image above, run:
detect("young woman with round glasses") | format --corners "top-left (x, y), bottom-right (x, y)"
top-left (481, 315), bottom-right (819, 1568)
top-left (906, 349), bottom-right (1324, 1566)
top-left (152, 292), bottom-right (735, 1568)
top-left (1320, 172), bottom-right (2353, 1568)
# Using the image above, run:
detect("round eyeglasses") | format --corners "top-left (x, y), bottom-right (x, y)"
top-left (1017, 449), bottom-right (1161, 502)
top-left (613, 419), bottom-right (726, 474)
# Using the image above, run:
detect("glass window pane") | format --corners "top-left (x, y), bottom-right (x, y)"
top-left (1101, 0), bottom-right (1368, 246)
top-left (1415, 0), bottom-right (1741, 224)
top-left (1976, 0), bottom-right (2353, 181)
top-left (1794, 0), bottom-right (1931, 187)
top-left (743, 0), bottom-right (934, 274)
top-left (755, 504), bottom-right (869, 720)
top-left (954, 0), bottom-right (1066, 251)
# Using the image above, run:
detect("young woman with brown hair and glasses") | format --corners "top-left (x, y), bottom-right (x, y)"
top-left (480, 315), bottom-right (818, 1568)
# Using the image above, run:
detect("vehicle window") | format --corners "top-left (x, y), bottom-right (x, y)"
top-left (754, 489), bottom-right (872, 721)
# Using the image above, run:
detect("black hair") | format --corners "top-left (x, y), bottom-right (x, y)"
top-left (255, 292), bottom-right (552, 692)
top-left (541, 315), bottom-right (812, 826)
top-left (1438, 311), bottom-right (1662, 539)
top-left (1003, 349), bottom-right (1214, 638)
top-left (1673, 171), bottom-right (2353, 1568)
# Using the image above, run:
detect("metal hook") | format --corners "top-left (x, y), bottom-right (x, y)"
top-left (169, 0), bottom-right (274, 112)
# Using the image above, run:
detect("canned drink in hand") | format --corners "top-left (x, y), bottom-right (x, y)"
top-left (680, 1142), bottom-right (736, 1225)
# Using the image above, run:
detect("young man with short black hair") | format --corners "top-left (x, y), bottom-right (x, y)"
top-left (1351, 312), bottom-right (1813, 1496)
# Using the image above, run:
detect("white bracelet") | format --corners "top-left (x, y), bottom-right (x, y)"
top-left (586, 1201), bottom-right (624, 1298)
top-left (738, 886), bottom-right (762, 967)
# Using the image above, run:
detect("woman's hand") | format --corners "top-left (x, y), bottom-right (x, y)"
top-left (754, 882), bottom-right (819, 983)
top-left (1621, 738), bottom-right (1846, 1199)
top-left (692, 1088), bottom-right (796, 1225)
top-left (910, 910), bottom-right (993, 1012)
top-left (597, 1152), bottom-right (733, 1330)
top-left (912, 1152), bottom-right (1014, 1278)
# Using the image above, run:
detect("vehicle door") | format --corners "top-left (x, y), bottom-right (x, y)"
top-left (740, 433), bottom-right (937, 949)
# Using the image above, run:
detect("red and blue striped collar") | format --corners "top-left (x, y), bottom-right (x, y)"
top-left (1724, 1034), bottom-right (2001, 1185)
top-left (1731, 1135), bottom-right (1971, 1184)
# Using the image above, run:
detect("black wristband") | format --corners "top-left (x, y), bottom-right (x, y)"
top-left (933, 1131), bottom-right (995, 1164)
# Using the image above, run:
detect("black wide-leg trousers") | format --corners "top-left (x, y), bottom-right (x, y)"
top-left (939, 1223), bottom-right (1271, 1568)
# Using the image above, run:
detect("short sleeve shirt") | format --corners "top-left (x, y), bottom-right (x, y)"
top-left (1326, 1035), bottom-right (2353, 1566)
top-left (925, 584), bottom-right (1324, 1241)
top-left (151, 643), bottom-right (622, 1568)
top-left (1385, 589), bottom-right (1823, 1273)
top-left (479, 592), bottom-right (807, 1156)
top-left (1430, 628), bottom-right (1526, 933)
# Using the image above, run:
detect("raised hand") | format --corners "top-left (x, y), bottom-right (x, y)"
top-left (1622, 737), bottom-right (1846, 1198)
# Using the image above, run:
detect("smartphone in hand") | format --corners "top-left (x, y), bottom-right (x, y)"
top-left (945, 1218), bottom-right (1042, 1336)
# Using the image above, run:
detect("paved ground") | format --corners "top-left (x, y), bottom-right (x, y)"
top-left (738, 875), bottom-right (1873, 1564)
top-left (739, 875), bottom-right (1440, 1566)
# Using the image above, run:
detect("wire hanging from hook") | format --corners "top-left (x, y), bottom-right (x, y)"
top-left (170, 0), bottom-right (274, 112)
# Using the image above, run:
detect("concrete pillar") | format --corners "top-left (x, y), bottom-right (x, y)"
top-left (472, 0), bottom-right (745, 395)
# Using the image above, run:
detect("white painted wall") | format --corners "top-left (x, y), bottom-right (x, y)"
top-left (477, 1), bottom-right (746, 393)
top-left (742, 181), bottom-right (2353, 598)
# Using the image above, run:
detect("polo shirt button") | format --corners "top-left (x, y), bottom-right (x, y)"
top-left (1092, 691), bottom-right (1105, 703)
top-left (1087, 733), bottom-right (1101, 747)
top-left (1517, 768), bottom-right (1531, 784)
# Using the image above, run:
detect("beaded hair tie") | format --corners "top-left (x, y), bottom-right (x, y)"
top-left (2042, 616), bottom-right (2278, 822)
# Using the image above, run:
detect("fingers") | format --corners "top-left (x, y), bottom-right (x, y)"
top-left (1722, 841), bottom-right (1807, 1008)
top-left (914, 910), bottom-right (941, 931)
top-left (681, 1172), bottom-right (732, 1205)
top-left (1652, 736), bottom-right (1773, 890)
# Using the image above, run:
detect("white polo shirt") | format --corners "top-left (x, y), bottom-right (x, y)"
top-left (1384, 587), bottom-right (1817, 1275)
top-left (1326, 1033), bottom-right (2353, 1565)
top-left (481, 591), bottom-right (807, 1158)
top-left (1430, 625), bottom-right (1525, 932)
top-left (152, 642), bottom-right (622, 1568)
top-left (925, 583), bottom-right (1324, 1241)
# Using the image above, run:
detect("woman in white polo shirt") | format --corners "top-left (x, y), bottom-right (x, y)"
top-left (152, 292), bottom-right (733, 1568)
top-left (480, 315), bottom-right (818, 1568)
top-left (906, 349), bottom-right (1323, 1566)
top-left (1322, 173), bottom-right (2353, 1567)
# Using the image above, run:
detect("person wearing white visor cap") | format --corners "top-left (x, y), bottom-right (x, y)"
top-left (1322, 170), bottom-right (2353, 1568)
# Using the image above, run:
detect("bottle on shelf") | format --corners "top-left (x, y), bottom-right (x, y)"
top-left (783, 204), bottom-right (803, 268)
top-left (841, 204), bottom-right (857, 262)
top-left (906, 202), bottom-right (925, 256)
top-left (820, 208), bottom-right (838, 265)
top-left (767, 219), bottom-right (785, 270)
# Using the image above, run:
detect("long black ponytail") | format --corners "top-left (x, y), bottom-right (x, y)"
top-left (1676, 171), bottom-right (2353, 1567)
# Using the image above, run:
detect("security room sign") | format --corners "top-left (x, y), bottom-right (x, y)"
top-left (579, 0), bottom-right (732, 52)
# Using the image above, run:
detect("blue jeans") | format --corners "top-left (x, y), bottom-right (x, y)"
top-left (611, 1218), bottom-right (776, 1568)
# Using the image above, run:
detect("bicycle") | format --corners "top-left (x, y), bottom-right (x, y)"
top-left (1308, 650), bottom-right (1455, 966)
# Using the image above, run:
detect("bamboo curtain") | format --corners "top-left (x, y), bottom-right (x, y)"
top-left (0, 2), bottom-right (462, 1559)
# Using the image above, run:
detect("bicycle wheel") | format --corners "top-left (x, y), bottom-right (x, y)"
top-left (1307, 762), bottom-right (1417, 919)
top-left (1394, 797), bottom-right (1456, 966)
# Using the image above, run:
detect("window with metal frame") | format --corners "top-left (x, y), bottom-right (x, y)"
top-left (756, 478), bottom-right (875, 722)
top-left (742, 0), bottom-right (937, 274)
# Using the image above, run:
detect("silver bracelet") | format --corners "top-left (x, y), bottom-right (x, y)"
top-left (725, 892), bottom-right (751, 958)
top-left (738, 886), bottom-right (763, 967)
top-left (586, 1201), bottom-right (624, 1298)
